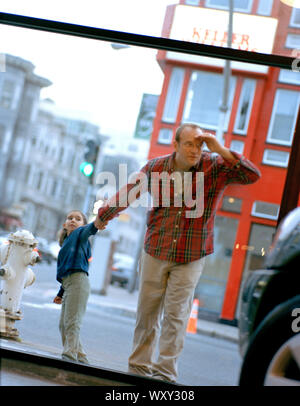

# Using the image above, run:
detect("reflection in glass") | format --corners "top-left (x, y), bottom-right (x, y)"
top-left (242, 223), bottom-right (276, 277)
top-left (195, 216), bottom-right (239, 314)
top-left (0, 3), bottom-right (299, 382)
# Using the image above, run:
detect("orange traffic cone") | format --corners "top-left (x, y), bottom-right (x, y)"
top-left (186, 298), bottom-right (199, 334)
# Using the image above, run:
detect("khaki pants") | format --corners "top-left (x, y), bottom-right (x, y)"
top-left (59, 272), bottom-right (90, 363)
top-left (128, 251), bottom-right (205, 382)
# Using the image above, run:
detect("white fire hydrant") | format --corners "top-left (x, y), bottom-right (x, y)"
top-left (0, 230), bottom-right (39, 340)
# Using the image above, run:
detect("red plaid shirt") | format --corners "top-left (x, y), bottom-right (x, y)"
top-left (98, 151), bottom-right (261, 263)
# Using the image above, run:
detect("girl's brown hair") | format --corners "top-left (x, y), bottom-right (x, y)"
top-left (58, 210), bottom-right (88, 247)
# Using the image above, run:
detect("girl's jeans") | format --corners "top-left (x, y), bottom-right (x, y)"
top-left (59, 272), bottom-right (90, 362)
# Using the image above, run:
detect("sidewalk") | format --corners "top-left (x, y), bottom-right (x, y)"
top-left (1, 284), bottom-right (239, 386)
top-left (89, 284), bottom-right (239, 344)
top-left (1, 284), bottom-right (238, 360)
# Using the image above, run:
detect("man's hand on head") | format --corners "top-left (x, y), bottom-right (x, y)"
top-left (195, 132), bottom-right (237, 162)
top-left (195, 132), bottom-right (222, 154)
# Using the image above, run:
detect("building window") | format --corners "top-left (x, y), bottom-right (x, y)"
top-left (251, 201), bottom-right (280, 220)
top-left (235, 223), bottom-right (276, 319)
top-left (27, 165), bottom-right (35, 186)
top-left (285, 34), bottom-right (300, 49)
top-left (20, 95), bottom-right (34, 120)
top-left (58, 146), bottom-right (65, 164)
top-left (51, 180), bottom-right (58, 197)
top-left (230, 140), bottom-right (244, 154)
top-left (162, 67), bottom-right (185, 123)
top-left (36, 171), bottom-right (44, 191)
top-left (205, 0), bottom-right (252, 13)
top-left (290, 8), bottom-right (300, 28)
top-left (0, 80), bottom-right (16, 109)
top-left (194, 216), bottom-right (239, 313)
top-left (13, 137), bottom-right (23, 161)
top-left (221, 196), bottom-right (243, 213)
top-left (257, 0), bottom-right (273, 16)
top-left (0, 124), bottom-right (6, 151)
top-left (234, 79), bottom-right (256, 135)
top-left (183, 71), bottom-right (236, 130)
top-left (239, 223), bottom-right (276, 311)
top-left (262, 149), bottom-right (290, 168)
top-left (24, 164), bottom-right (31, 184)
top-left (185, 0), bottom-right (199, 4)
top-left (278, 69), bottom-right (300, 85)
top-left (157, 128), bottom-right (173, 145)
top-left (267, 89), bottom-right (300, 146)
top-left (46, 177), bottom-right (53, 195)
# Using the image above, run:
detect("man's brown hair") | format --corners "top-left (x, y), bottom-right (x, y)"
top-left (175, 123), bottom-right (203, 143)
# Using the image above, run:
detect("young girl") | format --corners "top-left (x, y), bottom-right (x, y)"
top-left (53, 210), bottom-right (106, 363)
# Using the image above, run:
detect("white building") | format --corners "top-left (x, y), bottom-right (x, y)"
top-left (0, 55), bottom-right (104, 240)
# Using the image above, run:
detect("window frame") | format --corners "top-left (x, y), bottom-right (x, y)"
top-left (233, 78), bottom-right (256, 135)
top-left (0, 122), bottom-right (7, 151)
top-left (185, 0), bottom-right (199, 5)
top-left (278, 69), bottom-right (300, 85)
top-left (205, 0), bottom-right (253, 13)
top-left (0, 8), bottom-right (300, 379)
top-left (251, 201), bottom-right (280, 220)
top-left (157, 128), bottom-right (174, 145)
top-left (162, 67), bottom-right (185, 124)
top-left (266, 88), bottom-right (300, 147)
top-left (256, 0), bottom-right (273, 16)
top-left (285, 33), bottom-right (300, 49)
top-left (290, 8), bottom-right (300, 28)
top-left (183, 70), bottom-right (236, 131)
top-left (230, 139), bottom-right (245, 154)
top-left (262, 149), bottom-right (290, 168)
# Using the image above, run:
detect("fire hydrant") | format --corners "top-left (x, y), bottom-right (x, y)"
top-left (0, 230), bottom-right (39, 340)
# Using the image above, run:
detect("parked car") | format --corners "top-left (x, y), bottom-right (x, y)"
top-left (48, 241), bottom-right (60, 261)
top-left (110, 253), bottom-right (134, 288)
top-left (238, 207), bottom-right (300, 386)
top-left (0, 232), bottom-right (9, 245)
top-left (36, 237), bottom-right (55, 264)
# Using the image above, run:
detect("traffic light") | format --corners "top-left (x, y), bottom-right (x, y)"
top-left (80, 139), bottom-right (98, 181)
top-left (80, 161), bottom-right (94, 177)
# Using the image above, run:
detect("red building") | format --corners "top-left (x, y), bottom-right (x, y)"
top-left (148, 0), bottom-right (300, 324)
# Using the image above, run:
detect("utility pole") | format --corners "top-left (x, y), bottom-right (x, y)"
top-left (216, 0), bottom-right (234, 145)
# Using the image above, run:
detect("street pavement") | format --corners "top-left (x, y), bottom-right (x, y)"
top-left (88, 285), bottom-right (239, 343)
top-left (1, 283), bottom-right (239, 386)
top-left (2, 284), bottom-right (239, 355)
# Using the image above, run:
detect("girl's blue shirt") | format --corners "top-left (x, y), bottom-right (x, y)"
top-left (56, 222), bottom-right (98, 297)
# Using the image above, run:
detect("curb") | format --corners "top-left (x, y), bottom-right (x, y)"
top-left (88, 301), bottom-right (239, 344)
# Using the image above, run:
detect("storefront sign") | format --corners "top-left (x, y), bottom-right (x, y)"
top-left (167, 5), bottom-right (278, 73)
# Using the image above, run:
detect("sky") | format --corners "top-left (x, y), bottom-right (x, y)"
top-left (0, 0), bottom-right (177, 138)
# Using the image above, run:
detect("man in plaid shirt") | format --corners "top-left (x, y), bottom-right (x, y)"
top-left (98, 123), bottom-right (261, 383)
